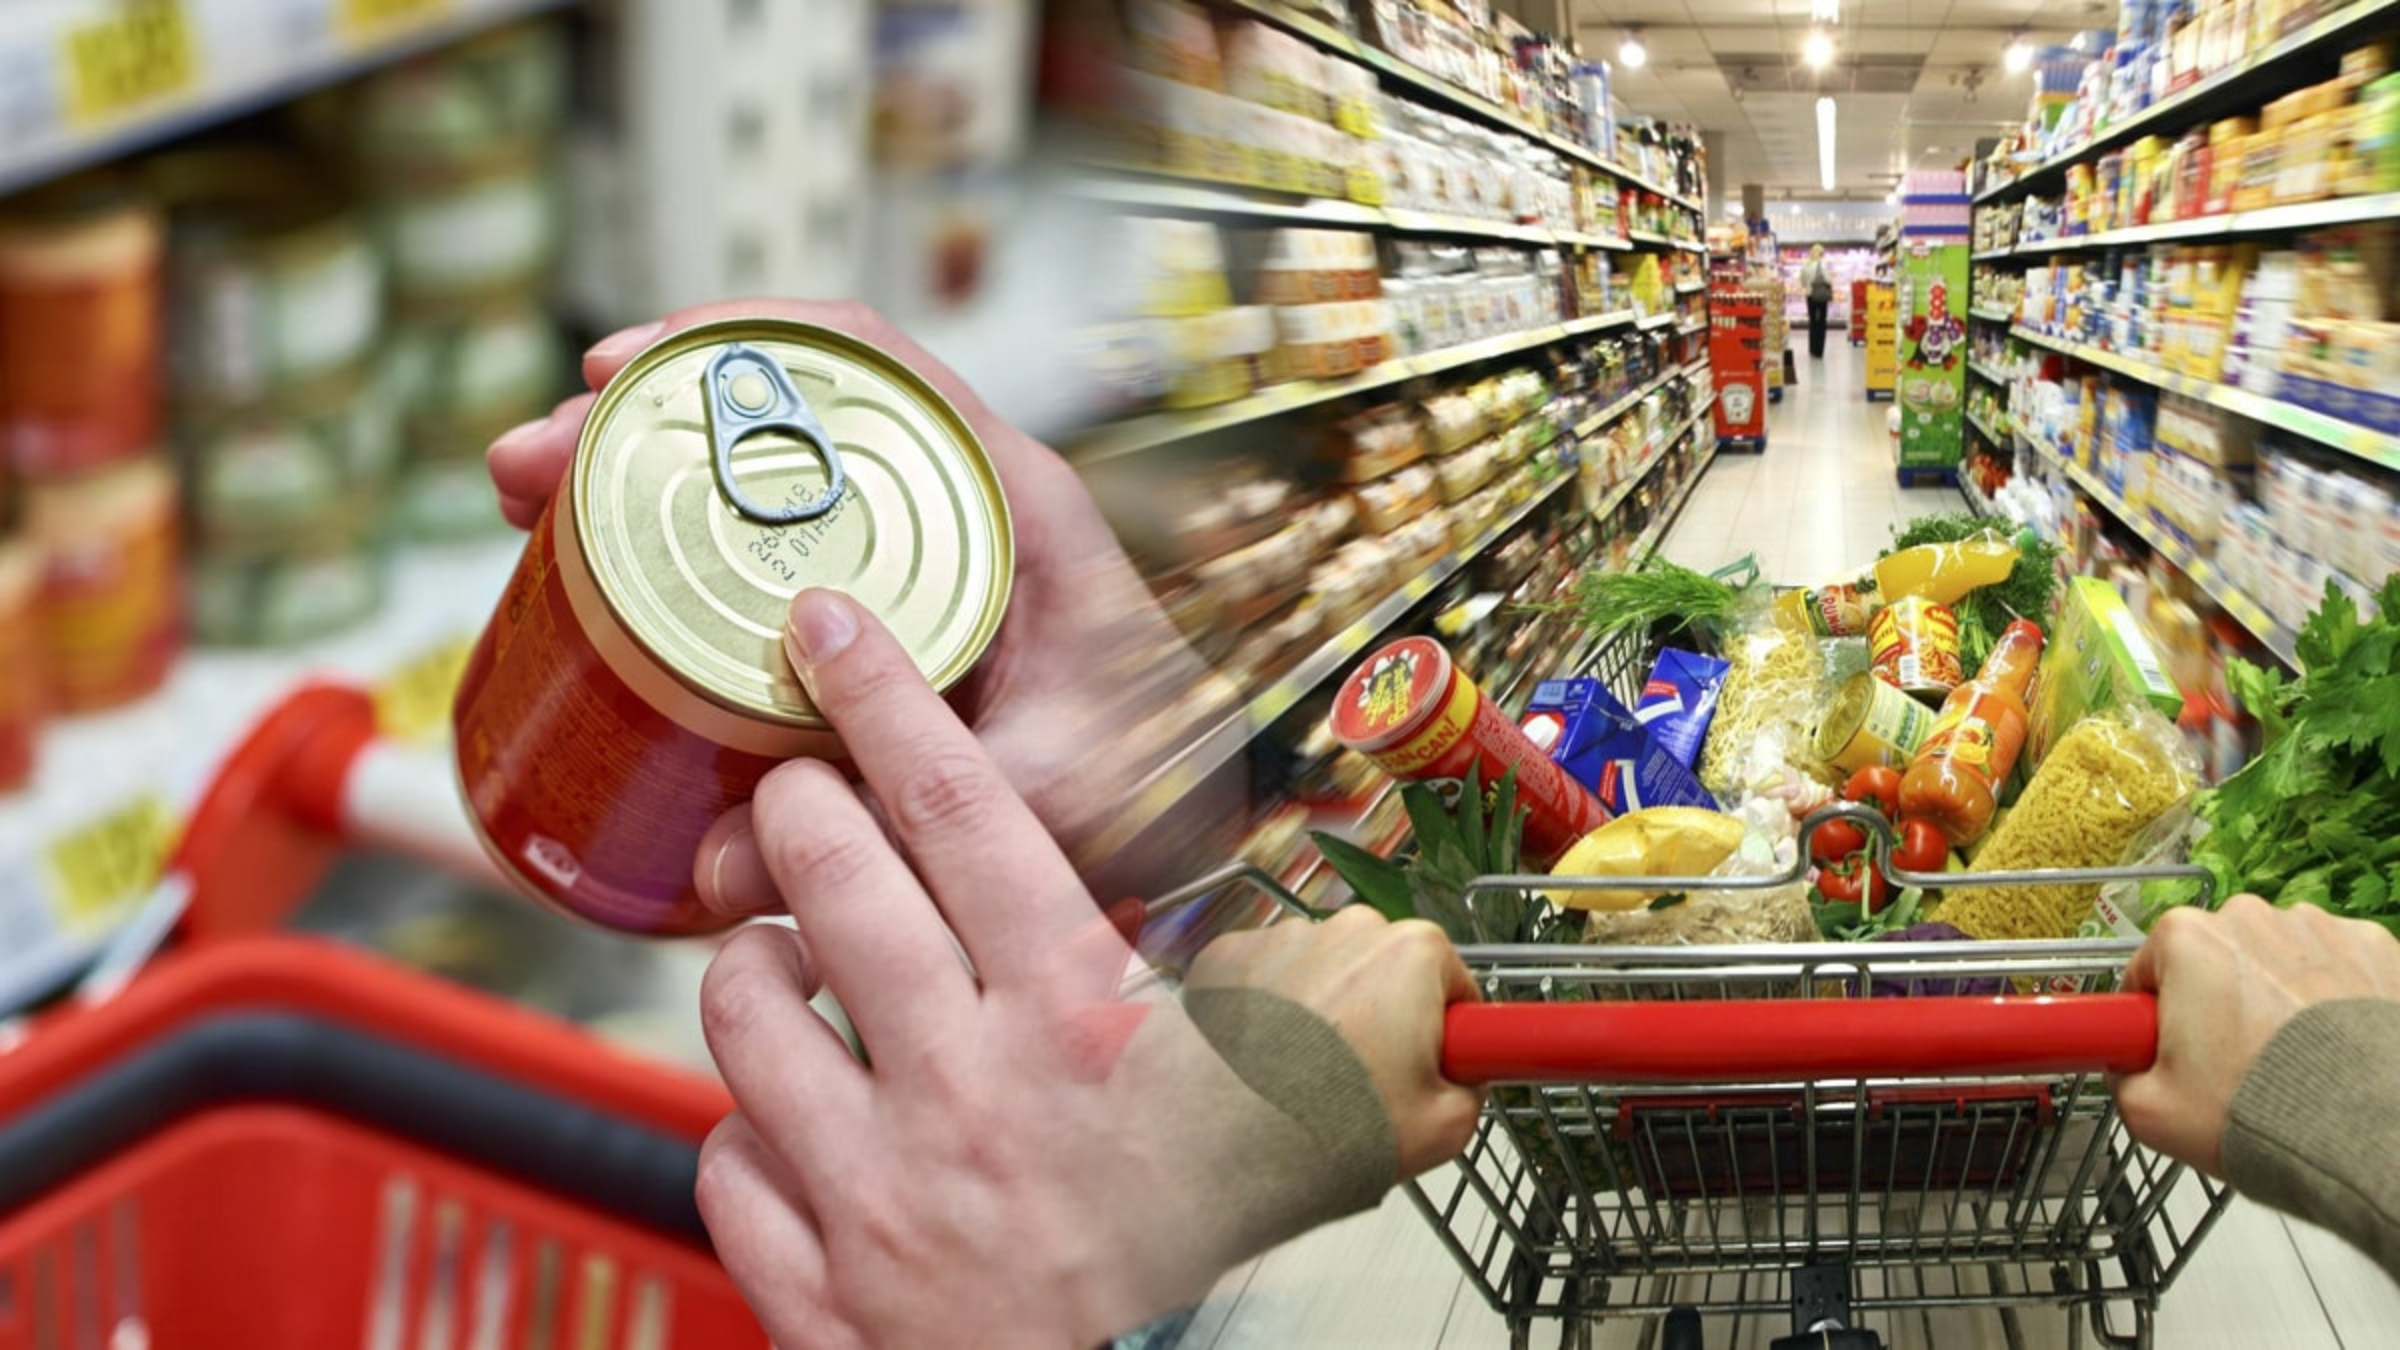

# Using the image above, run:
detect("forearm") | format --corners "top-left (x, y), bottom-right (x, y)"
top-left (2223, 1000), bottom-right (2400, 1277)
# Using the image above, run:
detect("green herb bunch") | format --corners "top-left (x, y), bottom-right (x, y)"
top-left (1311, 768), bottom-right (1580, 945)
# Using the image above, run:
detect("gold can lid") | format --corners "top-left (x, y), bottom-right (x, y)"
top-left (575, 317), bottom-right (1013, 728)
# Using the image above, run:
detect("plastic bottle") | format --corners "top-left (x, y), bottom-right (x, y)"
top-left (1775, 533), bottom-right (2023, 637)
top-left (1898, 619), bottom-right (2047, 846)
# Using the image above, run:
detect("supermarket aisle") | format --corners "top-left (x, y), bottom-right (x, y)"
top-left (1176, 337), bottom-right (2400, 1349)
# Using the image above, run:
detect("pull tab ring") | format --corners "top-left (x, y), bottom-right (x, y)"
top-left (703, 343), bottom-right (847, 524)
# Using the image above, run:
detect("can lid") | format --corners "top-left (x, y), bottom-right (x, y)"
top-left (1330, 635), bottom-right (1456, 753)
top-left (574, 318), bottom-right (1013, 728)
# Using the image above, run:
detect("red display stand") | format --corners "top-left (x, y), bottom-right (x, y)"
top-left (1708, 284), bottom-right (1767, 452)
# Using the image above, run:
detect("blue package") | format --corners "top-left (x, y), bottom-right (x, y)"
top-left (1519, 678), bottom-right (1719, 815)
top-left (1633, 648), bottom-right (1730, 769)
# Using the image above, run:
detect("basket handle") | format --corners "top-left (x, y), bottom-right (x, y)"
top-left (1441, 993), bottom-right (2156, 1084)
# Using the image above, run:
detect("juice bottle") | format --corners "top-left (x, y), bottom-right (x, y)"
top-left (1776, 533), bottom-right (2023, 636)
top-left (1898, 619), bottom-right (2046, 846)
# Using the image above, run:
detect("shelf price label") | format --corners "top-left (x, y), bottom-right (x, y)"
top-left (39, 793), bottom-right (176, 934)
top-left (60, 0), bottom-right (198, 127)
top-left (337, 0), bottom-right (456, 44)
top-left (375, 636), bottom-right (474, 745)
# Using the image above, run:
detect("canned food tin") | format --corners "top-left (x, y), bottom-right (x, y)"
top-left (180, 363), bottom-right (400, 545)
top-left (385, 297), bottom-right (561, 458)
top-left (394, 454), bottom-right (512, 540)
top-left (453, 318), bottom-right (1014, 934)
top-left (149, 150), bottom-right (385, 405)
top-left (383, 149), bottom-right (557, 309)
top-left (1868, 595), bottom-right (1965, 700)
top-left (0, 537), bottom-right (42, 792)
top-left (0, 180), bottom-right (162, 477)
top-left (1329, 635), bottom-right (1610, 866)
top-left (189, 522), bottom-right (384, 648)
top-left (25, 455), bottom-right (181, 712)
top-left (337, 19), bottom-right (570, 165)
top-left (1814, 671), bottom-right (1936, 777)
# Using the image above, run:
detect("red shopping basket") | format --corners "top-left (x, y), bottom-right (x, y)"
top-left (0, 937), bottom-right (762, 1348)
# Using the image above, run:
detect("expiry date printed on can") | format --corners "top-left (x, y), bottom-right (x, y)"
top-left (739, 481), bottom-right (854, 585)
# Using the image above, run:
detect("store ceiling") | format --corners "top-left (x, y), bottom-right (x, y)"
top-left (1572, 0), bottom-right (2114, 198)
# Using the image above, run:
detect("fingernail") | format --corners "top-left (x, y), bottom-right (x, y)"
top-left (490, 416), bottom-right (550, 452)
top-left (585, 320), bottom-right (664, 367)
top-left (783, 590), bottom-right (858, 686)
top-left (704, 825), bottom-right (753, 912)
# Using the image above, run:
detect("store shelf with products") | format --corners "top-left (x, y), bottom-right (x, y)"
top-left (2023, 435), bottom-right (2302, 668)
top-left (1973, 0), bottom-right (2400, 204)
top-left (1674, 278), bottom-right (1707, 294)
top-left (1967, 307), bottom-right (2015, 325)
top-left (0, 0), bottom-right (573, 196)
top-left (2009, 326), bottom-right (2400, 474)
top-left (1967, 408), bottom-right (2008, 447)
top-left (1995, 192), bottom-right (2400, 256)
top-left (1076, 175), bottom-right (1630, 248)
top-left (1967, 359), bottom-right (2012, 386)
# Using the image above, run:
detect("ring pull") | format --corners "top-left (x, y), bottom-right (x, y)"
top-left (702, 343), bottom-right (847, 524)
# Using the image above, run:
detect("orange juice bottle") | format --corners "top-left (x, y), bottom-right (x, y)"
top-left (1776, 534), bottom-right (2021, 636)
top-left (1898, 619), bottom-right (2046, 846)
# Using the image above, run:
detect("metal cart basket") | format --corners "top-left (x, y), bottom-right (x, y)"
top-left (1170, 622), bottom-right (2233, 1350)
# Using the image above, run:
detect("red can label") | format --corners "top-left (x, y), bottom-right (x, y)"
top-left (453, 506), bottom-right (782, 935)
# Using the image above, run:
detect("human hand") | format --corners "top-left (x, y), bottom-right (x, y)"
top-left (696, 589), bottom-right (1414, 1348)
top-left (2112, 894), bottom-right (2400, 1177)
top-left (1184, 906), bottom-right (1484, 1177)
top-left (487, 300), bottom-right (1225, 885)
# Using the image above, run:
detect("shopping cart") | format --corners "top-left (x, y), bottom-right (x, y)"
top-left (0, 685), bottom-right (768, 1347)
top-left (1170, 623), bottom-right (2232, 1350)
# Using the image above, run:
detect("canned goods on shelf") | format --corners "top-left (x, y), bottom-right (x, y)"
top-left (189, 525), bottom-right (385, 648)
top-left (384, 297), bottom-right (562, 457)
top-left (393, 456), bottom-right (509, 540)
top-left (0, 536), bottom-right (41, 792)
top-left (381, 148), bottom-right (558, 310)
top-left (299, 19), bottom-right (571, 168)
top-left (454, 318), bottom-right (1015, 935)
top-left (178, 363), bottom-right (401, 545)
top-left (0, 178), bottom-right (162, 478)
top-left (148, 150), bottom-right (386, 406)
top-left (25, 455), bottom-right (181, 713)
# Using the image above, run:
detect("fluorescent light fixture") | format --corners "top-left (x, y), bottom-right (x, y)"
top-left (1803, 28), bottom-right (1835, 69)
top-left (1620, 28), bottom-right (1647, 68)
top-left (1816, 96), bottom-right (1836, 192)
top-left (2004, 34), bottom-right (2033, 73)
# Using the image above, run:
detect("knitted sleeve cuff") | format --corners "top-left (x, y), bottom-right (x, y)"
top-left (2223, 998), bottom-right (2400, 1279)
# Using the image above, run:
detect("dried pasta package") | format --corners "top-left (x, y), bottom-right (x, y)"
top-left (1933, 709), bottom-right (2200, 943)
top-left (1580, 850), bottom-right (1817, 948)
top-left (1696, 623), bottom-right (1843, 801)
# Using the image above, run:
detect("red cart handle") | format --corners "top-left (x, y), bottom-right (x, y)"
top-left (1441, 994), bottom-right (2156, 1084)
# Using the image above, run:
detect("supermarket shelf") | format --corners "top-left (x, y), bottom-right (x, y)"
top-left (1110, 470), bottom-right (1579, 851)
top-left (0, 0), bottom-right (573, 196)
top-left (1553, 229), bottom-right (1632, 251)
top-left (1208, 0), bottom-right (1706, 214)
top-left (1967, 360), bottom-right (2011, 386)
top-left (2002, 192), bottom-right (2400, 256)
top-left (1382, 207), bottom-right (1555, 244)
top-left (1074, 320), bottom-right (1610, 461)
top-left (1676, 318), bottom-right (1709, 337)
top-left (2032, 438), bottom-right (2302, 667)
top-left (1630, 439), bottom-right (1720, 564)
top-left (1674, 278), bottom-right (1707, 294)
top-left (1958, 469), bottom-right (2001, 520)
top-left (1974, 0), bottom-right (2400, 204)
top-left (0, 535), bottom-right (524, 1004)
top-left (1592, 396), bottom-right (1715, 521)
top-left (1629, 230), bottom-right (1707, 253)
top-left (1971, 248), bottom-right (2016, 263)
top-left (1967, 307), bottom-right (2016, 325)
top-left (1570, 367), bottom-right (1674, 438)
top-left (1564, 309), bottom-right (1638, 336)
top-left (1077, 174), bottom-right (1621, 248)
top-left (2011, 325), bottom-right (2400, 472)
top-left (1683, 357), bottom-right (1711, 380)
top-left (1966, 410), bottom-right (2008, 445)
top-left (1635, 311), bottom-right (1674, 331)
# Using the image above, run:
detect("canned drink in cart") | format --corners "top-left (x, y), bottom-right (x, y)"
top-left (453, 318), bottom-right (1014, 934)
top-left (1814, 670), bottom-right (1934, 777)
top-left (1868, 594), bottom-right (1964, 699)
top-left (0, 181), bottom-right (162, 476)
top-left (25, 455), bottom-right (181, 713)
top-left (1330, 635), bottom-right (1611, 866)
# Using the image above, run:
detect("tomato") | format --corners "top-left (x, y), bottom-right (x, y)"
top-left (1808, 817), bottom-right (1867, 866)
top-left (1891, 817), bottom-right (1949, 875)
top-left (1816, 856), bottom-right (1890, 913)
top-left (1842, 765), bottom-right (1903, 818)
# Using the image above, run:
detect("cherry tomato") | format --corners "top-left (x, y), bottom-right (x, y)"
top-left (1843, 765), bottom-right (1903, 818)
top-left (1891, 817), bottom-right (1949, 875)
top-left (1808, 817), bottom-right (1867, 866)
top-left (1816, 857), bottom-right (1890, 914)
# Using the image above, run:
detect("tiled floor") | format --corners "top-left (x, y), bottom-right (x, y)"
top-left (1175, 340), bottom-right (2400, 1349)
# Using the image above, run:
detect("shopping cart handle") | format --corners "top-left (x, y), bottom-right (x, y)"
top-left (1441, 994), bottom-right (2157, 1084)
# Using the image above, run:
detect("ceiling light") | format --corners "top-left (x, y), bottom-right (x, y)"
top-left (2004, 33), bottom-right (2033, 74)
top-left (1817, 95), bottom-right (1836, 193)
top-left (1803, 28), bottom-right (1835, 69)
top-left (1619, 28), bottom-right (1647, 69)
top-left (1811, 0), bottom-right (1840, 23)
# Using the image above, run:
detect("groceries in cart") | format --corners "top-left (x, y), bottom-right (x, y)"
top-left (1313, 512), bottom-right (2400, 953)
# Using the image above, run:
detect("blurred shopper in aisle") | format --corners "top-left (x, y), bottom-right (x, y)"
top-left (490, 302), bottom-right (2400, 1343)
top-left (1801, 244), bottom-right (1833, 360)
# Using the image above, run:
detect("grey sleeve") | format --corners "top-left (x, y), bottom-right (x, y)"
top-left (1182, 986), bottom-right (1401, 1225)
top-left (2223, 999), bottom-right (2400, 1278)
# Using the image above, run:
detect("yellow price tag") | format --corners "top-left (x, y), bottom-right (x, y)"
top-left (375, 637), bottom-right (474, 745)
top-left (41, 794), bottom-right (176, 932)
top-left (338, 0), bottom-right (455, 42)
top-left (61, 1), bottom-right (197, 127)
